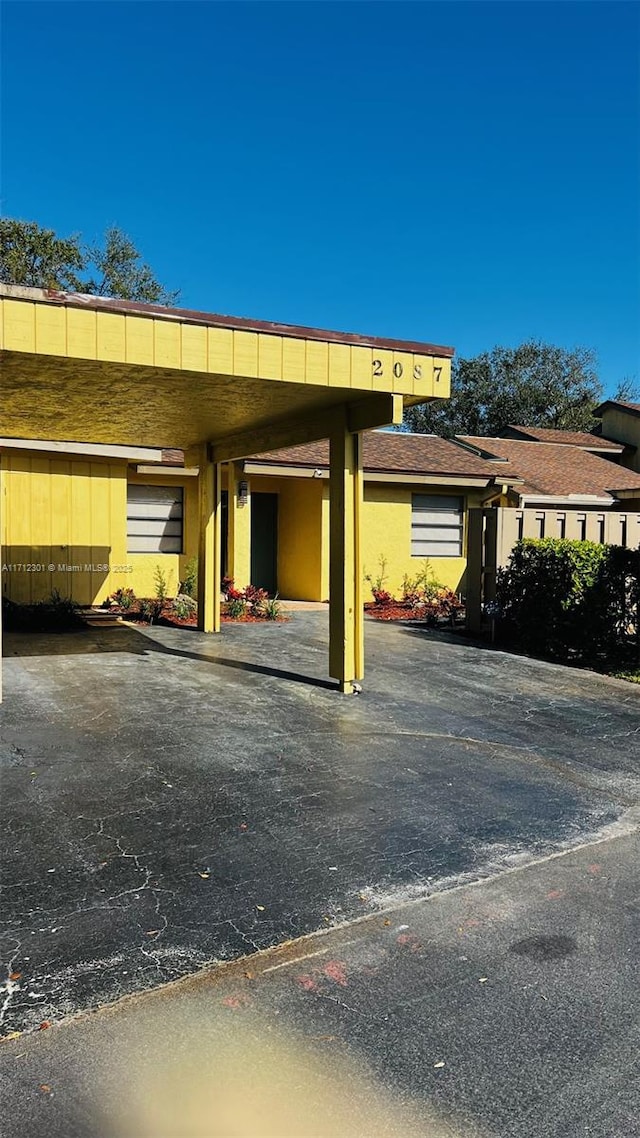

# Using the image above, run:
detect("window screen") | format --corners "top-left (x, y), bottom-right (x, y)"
top-left (411, 494), bottom-right (463, 557)
top-left (127, 485), bottom-right (183, 554)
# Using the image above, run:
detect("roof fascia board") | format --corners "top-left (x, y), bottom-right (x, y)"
top-left (0, 284), bottom-right (455, 358)
top-left (0, 437), bottom-right (166, 463)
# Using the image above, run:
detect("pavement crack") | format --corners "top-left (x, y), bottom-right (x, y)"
top-left (0, 939), bottom-right (23, 1029)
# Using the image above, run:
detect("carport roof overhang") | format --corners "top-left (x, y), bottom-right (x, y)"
top-left (0, 286), bottom-right (454, 454)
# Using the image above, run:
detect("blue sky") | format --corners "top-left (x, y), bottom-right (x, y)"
top-left (2, 1), bottom-right (638, 393)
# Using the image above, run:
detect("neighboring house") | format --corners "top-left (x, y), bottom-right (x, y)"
top-left (457, 435), bottom-right (640, 511)
top-left (500, 423), bottom-right (625, 460)
top-left (593, 400), bottom-right (640, 472)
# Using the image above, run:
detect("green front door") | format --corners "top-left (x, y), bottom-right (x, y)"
top-left (251, 493), bottom-right (278, 594)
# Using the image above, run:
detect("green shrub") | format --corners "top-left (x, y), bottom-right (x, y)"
top-left (495, 538), bottom-right (639, 667)
top-left (258, 594), bottom-right (282, 620)
top-left (401, 559), bottom-right (444, 608)
top-left (180, 558), bottom-right (198, 598)
top-left (139, 597), bottom-right (163, 624)
top-left (110, 586), bottom-right (135, 611)
top-left (2, 592), bottom-right (84, 633)
top-left (154, 565), bottom-right (168, 601)
top-left (172, 593), bottom-right (197, 620)
top-left (226, 596), bottom-right (248, 619)
top-left (364, 554), bottom-right (389, 599)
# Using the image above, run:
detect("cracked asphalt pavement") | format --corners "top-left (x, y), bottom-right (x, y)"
top-left (0, 613), bottom-right (639, 1134)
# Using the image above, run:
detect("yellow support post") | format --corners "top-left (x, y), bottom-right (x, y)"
top-left (0, 453), bottom-right (3, 703)
top-left (197, 449), bottom-right (222, 633)
top-left (226, 462), bottom-right (252, 589)
top-left (329, 416), bottom-right (364, 692)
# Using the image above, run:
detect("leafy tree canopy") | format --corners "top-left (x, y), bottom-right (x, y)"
top-left (0, 218), bottom-right (178, 305)
top-left (404, 341), bottom-right (637, 437)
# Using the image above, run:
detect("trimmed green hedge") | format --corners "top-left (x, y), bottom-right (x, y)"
top-left (495, 538), bottom-right (640, 667)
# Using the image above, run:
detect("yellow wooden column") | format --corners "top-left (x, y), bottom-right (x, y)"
top-left (329, 417), bottom-right (364, 692)
top-left (227, 462), bottom-right (252, 589)
top-left (197, 448), bottom-right (222, 633)
top-left (0, 453), bottom-right (3, 703)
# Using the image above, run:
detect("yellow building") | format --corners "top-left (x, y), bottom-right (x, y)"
top-left (0, 283), bottom-right (455, 694)
top-left (1, 430), bottom-right (511, 614)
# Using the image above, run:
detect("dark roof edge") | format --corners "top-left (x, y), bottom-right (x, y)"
top-left (594, 400), bottom-right (640, 419)
top-left (0, 284), bottom-right (455, 358)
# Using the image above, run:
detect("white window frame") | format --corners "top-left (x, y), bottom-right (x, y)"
top-left (411, 493), bottom-right (464, 558)
top-left (127, 484), bottom-right (184, 555)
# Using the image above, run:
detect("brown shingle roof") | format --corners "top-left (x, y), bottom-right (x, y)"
top-left (459, 436), bottom-right (640, 499)
top-left (505, 425), bottom-right (622, 451)
top-left (251, 432), bottom-right (497, 479)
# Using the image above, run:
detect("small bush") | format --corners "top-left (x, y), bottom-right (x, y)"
top-left (364, 555), bottom-right (389, 599)
top-left (110, 587), bottom-right (136, 611)
top-left (258, 594), bottom-right (282, 620)
top-left (2, 592), bottom-right (84, 633)
top-left (371, 588), bottom-right (394, 607)
top-left (226, 596), bottom-right (248, 619)
top-left (154, 566), bottom-right (169, 601)
top-left (172, 593), bottom-right (197, 620)
top-left (139, 597), bottom-right (163, 624)
top-left (221, 575), bottom-right (235, 598)
top-left (401, 559), bottom-right (445, 608)
top-left (495, 538), bottom-right (639, 667)
top-left (180, 558), bottom-right (198, 598)
top-left (244, 584), bottom-right (269, 606)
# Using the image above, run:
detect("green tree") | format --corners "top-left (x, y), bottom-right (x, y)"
top-left (0, 219), bottom-right (85, 291)
top-left (0, 218), bottom-right (178, 304)
top-left (83, 226), bottom-right (179, 305)
top-left (404, 341), bottom-right (636, 437)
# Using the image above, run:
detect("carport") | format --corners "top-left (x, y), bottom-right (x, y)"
top-left (0, 283), bottom-right (453, 695)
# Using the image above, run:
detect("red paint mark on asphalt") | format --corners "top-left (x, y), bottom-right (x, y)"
top-left (295, 974), bottom-right (318, 991)
top-left (588, 864), bottom-right (601, 875)
top-left (396, 933), bottom-right (422, 952)
top-left (546, 889), bottom-right (563, 900)
top-left (323, 960), bottom-right (348, 986)
top-left (222, 994), bottom-right (249, 1009)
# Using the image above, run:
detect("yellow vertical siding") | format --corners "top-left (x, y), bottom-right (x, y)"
top-left (1, 453), bottom-right (128, 604)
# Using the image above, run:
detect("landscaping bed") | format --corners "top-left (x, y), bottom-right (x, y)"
top-left (105, 579), bottom-right (286, 627)
top-left (364, 600), bottom-right (464, 624)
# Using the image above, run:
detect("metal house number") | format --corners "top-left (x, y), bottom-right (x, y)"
top-left (372, 360), bottom-right (439, 381)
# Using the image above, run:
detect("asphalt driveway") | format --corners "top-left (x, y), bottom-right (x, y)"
top-left (1, 614), bottom-right (639, 1037)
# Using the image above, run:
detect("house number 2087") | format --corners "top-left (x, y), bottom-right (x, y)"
top-left (372, 360), bottom-right (442, 382)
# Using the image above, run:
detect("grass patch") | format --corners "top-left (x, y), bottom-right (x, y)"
top-left (610, 668), bottom-right (640, 684)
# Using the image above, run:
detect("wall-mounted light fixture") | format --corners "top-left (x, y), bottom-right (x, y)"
top-left (312, 469), bottom-right (324, 479)
top-left (237, 480), bottom-right (249, 507)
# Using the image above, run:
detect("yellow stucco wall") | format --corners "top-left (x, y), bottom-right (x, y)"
top-left (125, 470), bottom-right (200, 599)
top-left (2, 453), bottom-right (477, 609)
top-left (244, 477), bottom-right (480, 601)
top-left (245, 475), bottom-right (324, 600)
top-left (359, 484), bottom-right (479, 598)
